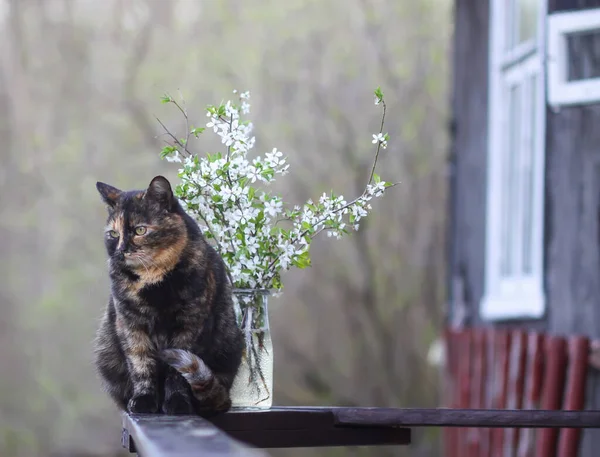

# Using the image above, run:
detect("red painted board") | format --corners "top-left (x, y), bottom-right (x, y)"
top-left (557, 336), bottom-right (589, 457)
top-left (517, 332), bottom-right (545, 457)
top-left (535, 336), bottom-right (568, 457)
top-left (504, 330), bottom-right (528, 457)
top-left (490, 330), bottom-right (512, 457)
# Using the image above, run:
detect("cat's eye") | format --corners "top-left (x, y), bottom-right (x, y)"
top-left (108, 230), bottom-right (119, 239)
top-left (134, 226), bottom-right (147, 236)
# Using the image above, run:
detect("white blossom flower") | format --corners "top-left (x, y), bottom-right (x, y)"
top-left (264, 198), bottom-right (282, 217)
top-left (165, 151), bottom-right (181, 163)
top-left (372, 133), bottom-right (388, 149)
top-left (246, 166), bottom-right (260, 183)
top-left (160, 89), bottom-right (392, 291)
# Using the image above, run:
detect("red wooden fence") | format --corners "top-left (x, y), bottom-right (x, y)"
top-left (444, 328), bottom-right (590, 457)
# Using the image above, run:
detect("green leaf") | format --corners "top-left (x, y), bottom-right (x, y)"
top-left (271, 275), bottom-right (282, 290)
top-left (191, 127), bottom-right (206, 138)
top-left (160, 145), bottom-right (178, 159)
top-left (292, 250), bottom-right (311, 269)
top-left (373, 173), bottom-right (381, 184)
top-left (374, 86), bottom-right (384, 101)
top-left (161, 94), bottom-right (173, 104)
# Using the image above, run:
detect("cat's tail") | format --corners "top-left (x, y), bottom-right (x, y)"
top-left (160, 348), bottom-right (232, 412)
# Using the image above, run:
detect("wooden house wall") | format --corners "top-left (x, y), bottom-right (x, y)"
top-left (449, 0), bottom-right (600, 454)
top-left (447, 0), bottom-right (491, 327)
top-left (544, 1), bottom-right (600, 455)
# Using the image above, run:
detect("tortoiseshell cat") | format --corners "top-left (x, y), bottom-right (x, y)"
top-left (93, 175), bottom-right (244, 416)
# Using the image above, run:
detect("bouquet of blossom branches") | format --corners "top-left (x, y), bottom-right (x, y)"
top-left (157, 88), bottom-right (395, 404)
top-left (158, 87), bottom-right (394, 293)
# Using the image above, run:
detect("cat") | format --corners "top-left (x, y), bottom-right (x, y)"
top-left (93, 175), bottom-right (244, 416)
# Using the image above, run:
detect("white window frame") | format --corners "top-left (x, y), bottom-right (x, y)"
top-left (547, 8), bottom-right (600, 106)
top-left (480, 0), bottom-right (547, 321)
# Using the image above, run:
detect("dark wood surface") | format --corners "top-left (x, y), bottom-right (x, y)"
top-left (121, 407), bottom-right (600, 456)
top-left (122, 413), bottom-right (268, 457)
top-left (211, 407), bottom-right (600, 429)
top-left (330, 407), bottom-right (600, 428)
top-left (211, 408), bottom-right (411, 448)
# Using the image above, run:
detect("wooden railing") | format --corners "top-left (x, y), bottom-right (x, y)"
top-left (444, 328), bottom-right (594, 457)
top-left (119, 328), bottom-right (600, 456)
top-left (121, 408), bottom-right (600, 457)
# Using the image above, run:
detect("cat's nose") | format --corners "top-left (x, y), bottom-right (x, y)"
top-left (115, 251), bottom-right (125, 261)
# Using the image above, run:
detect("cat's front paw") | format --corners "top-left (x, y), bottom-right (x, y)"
top-left (128, 393), bottom-right (160, 414)
top-left (162, 391), bottom-right (194, 415)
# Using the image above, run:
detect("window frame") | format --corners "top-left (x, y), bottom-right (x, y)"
top-left (547, 8), bottom-right (600, 106)
top-left (480, 0), bottom-right (547, 321)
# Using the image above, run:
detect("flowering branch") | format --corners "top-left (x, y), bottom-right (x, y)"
top-left (157, 87), bottom-right (396, 292)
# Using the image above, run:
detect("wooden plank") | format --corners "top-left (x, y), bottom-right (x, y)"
top-left (122, 410), bottom-right (411, 452)
top-left (491, 330), bottom-right (512, 457)
top-left (226, 428), bottom-right (411, 449)
top-left (504, 330), bottom-right (528, 457)
top-left (458, 330), bottom-right (474, 455)
top-left (536, 336), bottom-right (568, 457)
top-left (444, 328), bottom-right (460, 457)
top-left (121, 406), bottom-right (600, 456)
top-left (329, 408), bottom-right (600, 428)
top-left (211, 408), bottom-right (411, 448)
top-left (483, 328), bottom-right (497, 457)
top-left (517, 333), bottom-right (545, 457)
top-left (468, 329), bottom-right (487, 457)
top-left (557, 336), bottom-right (590, 457)
top-left (122, 413), bottom-right (268, 457)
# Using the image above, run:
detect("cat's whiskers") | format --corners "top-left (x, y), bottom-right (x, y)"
top-left (134, 255), bottom-right (151, 277)
top-left (140, 255), bottom-right (169, 278)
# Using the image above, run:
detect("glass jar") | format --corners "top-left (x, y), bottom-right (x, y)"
top-left (229, 289), bottom-right (273, 409)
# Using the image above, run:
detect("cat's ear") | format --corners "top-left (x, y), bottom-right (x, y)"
top-left (144, 175), bottom-right (174, 211)
top-left (96, 181), bottom-right (122, 209)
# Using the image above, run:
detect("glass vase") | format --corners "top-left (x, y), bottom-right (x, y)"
top-left (229, 289), bottom-right (273, 409)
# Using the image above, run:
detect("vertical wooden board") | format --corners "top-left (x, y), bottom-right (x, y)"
top-left (457, 330), bottom-right (474, 456)
top-left (557, 336), bottom-right (590, 457)
top-left (468, 329), bottom-right (487, 457)
top-left (504, 330), bottom-right (528, 457)
top-left (483, 328), bottom-right (499, 457)
top-left (490, 330), bottom-right (512, 457)
top-left (535, 336), bottom-right (568, 457)
top-left (447, 0), bottom-right (490, 325)
top-left (517, 332), bottom-right (545, 457)
top-left (444, 328), bottom-right (460, 457)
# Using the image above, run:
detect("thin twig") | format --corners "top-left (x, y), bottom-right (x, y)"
top-left (154, 115), bottom-right (193, 157)
top-left (260, 99), bottom-right (393, 285)
top-left (367, 99), bottom-right (387, 187)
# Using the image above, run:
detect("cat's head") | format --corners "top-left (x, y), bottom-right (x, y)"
top-left (95, 176), bottom-right (188, 275)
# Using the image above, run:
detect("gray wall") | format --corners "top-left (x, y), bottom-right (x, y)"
top-left (544, 1), bottom-right (600, 455)
top-left (447, 0), bottom-right (490, 327)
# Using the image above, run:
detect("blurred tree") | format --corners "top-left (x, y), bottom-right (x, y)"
top-left (0, 0), bottom-right (451, 455)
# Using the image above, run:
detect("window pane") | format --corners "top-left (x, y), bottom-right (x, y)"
top-left (501, 84), bottom-right (521, 277)
top-left (522, 75), bottom-right (536, 274)
top-left (518, 0), bottom-right (538, 44)
top-left (566, 29), bottom-right (600, 81)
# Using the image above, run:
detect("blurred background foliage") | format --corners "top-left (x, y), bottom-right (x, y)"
top-left (0, 0), bottom-right (451, 456)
